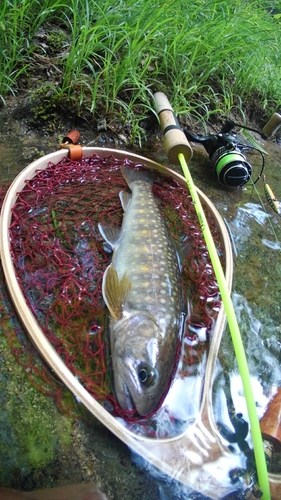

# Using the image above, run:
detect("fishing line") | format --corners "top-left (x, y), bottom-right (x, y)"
top-left (154, 92), bottom-right (271, 500)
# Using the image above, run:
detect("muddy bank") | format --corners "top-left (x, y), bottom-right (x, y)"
top-left (0, 86), bottom-right (161, 184)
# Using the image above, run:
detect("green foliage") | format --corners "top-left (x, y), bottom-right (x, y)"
top-left (0, 0), bottom-right (281, 139)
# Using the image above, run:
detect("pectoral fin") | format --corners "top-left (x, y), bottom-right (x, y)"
top-left (102, 264), bottom-right (132, 321)
top-left (98, 223), bottom-right (121, 249)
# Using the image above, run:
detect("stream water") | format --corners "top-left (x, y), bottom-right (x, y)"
top-left (0, 111), bottom-right (281, 500)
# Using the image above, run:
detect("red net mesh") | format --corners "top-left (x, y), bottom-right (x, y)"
top-left (0, 153), bottom-right (224, 432)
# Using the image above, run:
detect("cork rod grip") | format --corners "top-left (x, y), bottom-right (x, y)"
top-left (262, 112), bottom-right (281, 138)
top-left (153, 92), bottom-right (193, 165)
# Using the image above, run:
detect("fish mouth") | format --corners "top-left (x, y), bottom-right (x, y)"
top-left (113, 359), bottom-right (158, 417)
top-left (113, 369), bottom-right (138, 413)
top-left (120, 380), bottom-right (135, 412)
top-left (119, 380), bottom-right (155, 417)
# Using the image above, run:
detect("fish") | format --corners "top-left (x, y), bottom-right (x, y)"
top-left (98, 165), bottom-right (186, 417)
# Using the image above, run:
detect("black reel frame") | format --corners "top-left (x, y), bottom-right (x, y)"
top-left (183, 120), bottom-right (266, 188)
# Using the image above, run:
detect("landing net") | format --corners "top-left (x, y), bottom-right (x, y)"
top-left (0, 153), bottom-right (223, 433)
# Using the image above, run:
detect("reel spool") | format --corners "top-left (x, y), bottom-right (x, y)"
top-left (210, 145), bottom-right (252, 187)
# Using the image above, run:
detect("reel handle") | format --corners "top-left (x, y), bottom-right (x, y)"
top-left (153, 92), bottom-right (193, 165)
top-left (262, 112), bottom-right (281, 138)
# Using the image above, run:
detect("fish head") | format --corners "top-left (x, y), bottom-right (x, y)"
top-left (110, 313), bottom-right (177, 417)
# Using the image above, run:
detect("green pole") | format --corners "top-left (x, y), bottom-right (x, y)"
top-left (178, 152), bottom-right (271, 500)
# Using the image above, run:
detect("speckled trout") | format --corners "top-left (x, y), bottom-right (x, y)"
top-left (98, 166), bottom-right (185, 416)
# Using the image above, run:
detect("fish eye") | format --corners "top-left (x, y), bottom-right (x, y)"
top-left (138, 363), bottom-right (157, 387)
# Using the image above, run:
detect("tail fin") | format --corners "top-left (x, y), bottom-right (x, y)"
top-left (120, 165), bottom-right (154, 189)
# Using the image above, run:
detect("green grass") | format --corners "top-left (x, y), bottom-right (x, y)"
top-left (1, 0), bottom-right (281, 143)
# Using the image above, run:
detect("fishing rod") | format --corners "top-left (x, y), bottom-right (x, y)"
top-left (153, 92), bottom-right (273, 500)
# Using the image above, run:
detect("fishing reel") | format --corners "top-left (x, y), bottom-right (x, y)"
top-left (182, 112), bottom-right (281, 215)
top-left (183, 120), bottom-right (269, 188)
